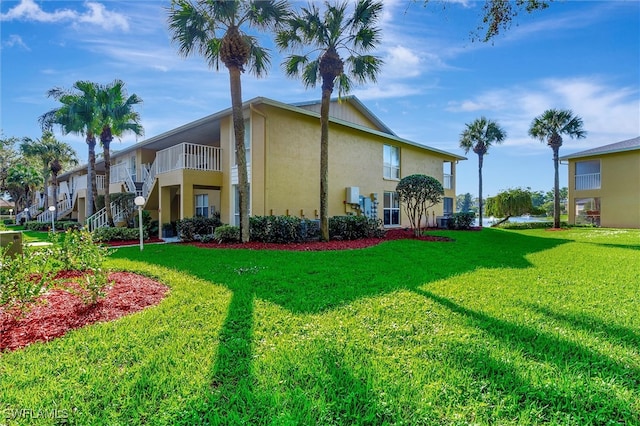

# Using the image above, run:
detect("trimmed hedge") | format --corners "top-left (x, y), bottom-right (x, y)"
top-left (329, 216), bottom-right (385, 240)
top-left (176, 216), bottom-right (222, 242)
top-left (92, 226), bottom-right (148, 242)
top-left (213, 225), bottom-right (241, 243)
top-left (249, 216), bottom-right (320, 243)
top-left (448, 212), bottom-right (476, 230)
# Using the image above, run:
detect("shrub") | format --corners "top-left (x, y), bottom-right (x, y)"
top-left (498, 221), bottom-right (569, 230)
top-left (177, 216), bottom-right (222, 242)
top-left (213, 225), bottom-right (240, 243)
top-left (249, 216), bottom-right (320, 243)
top-left (329, 216), bottom-right (385, 240)
top-left (3, 219), bottom-right (13, 226)
top-left (92, 226), bottom-right (148, 242)
top-left (24, 221), bottom-right (50, 231)
top-left (448, 212), bottom-right (476, 230)
top-left (0, 245), bottom-right (51, 316)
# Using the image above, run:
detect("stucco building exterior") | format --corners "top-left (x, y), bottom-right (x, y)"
top-left (560, 136), bottom-right (640, 228)
top-left (30, 96), bottom-right (465, 234)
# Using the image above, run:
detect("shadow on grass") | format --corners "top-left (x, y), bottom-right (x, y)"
top-left (416, 289), bottom-right (639, 423)
top-left (523, 302), bottom-right (640, 351)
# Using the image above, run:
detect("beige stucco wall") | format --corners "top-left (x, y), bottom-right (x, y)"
top-left (248, 104), bottom-right (458, 227)
top-left (567, 150), bottom-right (640, 228)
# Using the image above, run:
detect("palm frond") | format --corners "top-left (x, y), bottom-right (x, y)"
top-left (245, 35), bottom-right (272, 77)
top-left (345, 54), bottom-right (382, 84)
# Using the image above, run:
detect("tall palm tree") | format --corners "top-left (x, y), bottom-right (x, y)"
top-left (459, 117), bottom-right (506, 228)
top-left (96, 79), bottom-right (144, 226)
top-left (20, 131), bottom-right (78, 221)
top-left (277, 0), bottom-right (383, 241)
top-left (529, 109), bottom-right (586, 228)
top-left (168, 0), bottom-right (289, 243)
top-left (40, 81), bottom-right (101, 217)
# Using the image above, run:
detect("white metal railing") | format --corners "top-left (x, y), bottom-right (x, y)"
top-left (443, 174), bottom-right (453, 190)
top-left (110, 163), bottom-right (130, 184)
top-left (86, 196), bottom-right (135, 232)
top-left (15, 205), bottom-right (39, 224)
top-left (142, 160), bottom-right (157, 200)
top-left (37, 196), bottom-right (73, 223)
top-left (575, 173), bottom-right (601, 190)
top-left (86, 208), bottom-right (107, 232)
top-left (156, 143), bottom-right (221, 174)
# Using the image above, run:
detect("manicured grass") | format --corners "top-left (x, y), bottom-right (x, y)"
top-left (1, 228), bottom-right (638, 424)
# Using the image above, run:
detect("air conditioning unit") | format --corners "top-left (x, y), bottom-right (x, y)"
top-left (0, 231), bottom-right (22, 257)
top-left (345, 187), bottom-right (360, 204)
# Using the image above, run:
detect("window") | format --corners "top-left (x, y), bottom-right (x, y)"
top-left (383, 191), bottom-right (400, 226)
top-left (234, 119), bottom-right (251, 166)
top-left (443, 162), bottom-right (453, 189)
top-left (195, 194), bottom-right (209, 217)
top-left (575, 160), bottom-right (600, 190)
top-left (383, 145), bottom-right (400, 179)
top-left (575, 197), bottom-right (600, 226)
top-left (443, 197), bottom-right (453, 217)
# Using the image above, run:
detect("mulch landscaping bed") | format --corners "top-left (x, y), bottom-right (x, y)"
top-left (0, 272), bottom-right (169, 352)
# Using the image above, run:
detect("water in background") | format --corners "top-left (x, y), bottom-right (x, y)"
top-left (474, 215), bottom-right (549, 227)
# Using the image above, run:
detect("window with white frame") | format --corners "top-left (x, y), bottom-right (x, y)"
top-left (383, 191), bottom-right (400, 226)
top-left (383, 145), bottom-right (400, 179)
top-left (195, 194), bottom-right (209, 218)
top-left (234, 118), bottom-right (251, 166)
top-left (443, 197), bottom-right (454, 216)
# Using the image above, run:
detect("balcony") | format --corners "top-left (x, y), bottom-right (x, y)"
top-left (156, 142), bottom-right (221, 174)
top-left (575, 173), bottom-right (601, 190)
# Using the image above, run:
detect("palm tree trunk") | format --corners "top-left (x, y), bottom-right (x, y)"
top-left (103, 139), bottom-right (113, 227)
top-left (553, 146), bottom-right (560, 228)
top-left (86, 136), bottom-right (96, 217)
top-left (478, 153), bottom-right (484, 228)
top-left (52, 172), bottom-right (58, 222)
top-left (229, 66), bottom-right (250, 243)
top-left (319, 86), bottom-right (332, 242)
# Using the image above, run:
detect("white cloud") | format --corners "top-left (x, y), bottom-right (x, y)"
top-left (2, 34), bottom-right (30, 50)
top-left (0, 0), bottom-right (129, 32)
top-left (446, 76), bottom-right (640, 148)
top-left (383, 45), bottom-right (422, 78)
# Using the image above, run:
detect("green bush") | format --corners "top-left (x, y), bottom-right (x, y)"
top-left (1, 229), bottom-right (110, 315)
top-left (3, 219), bottom-right (13, 226)
top-left (329, 216), bottom-right (385, 240)
top-left (213, 225), bottom-right (240, 243)
top-left (24, 221), bottom-right (50, 231)
top-left (498, 221), bottom-right (568, 230)
top-left (249, 216), bottom-right (320, 243)
top-left (448, 212), bottom-right (476, 230)
top-left (92, 226), bottom-right (148, 242)
top-left (177, 216), bottom-right (222, 242)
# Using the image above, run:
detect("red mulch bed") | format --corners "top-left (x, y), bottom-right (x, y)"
top-left (0, 272), bottom-right (169, 352)
top-left (186, 228), bottom-right (453, 251)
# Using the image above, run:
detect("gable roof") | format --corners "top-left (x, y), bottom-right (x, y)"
top-left (291, 96), bottom-right (397, 136)
top-left (560, 136), bottom-right (640, 160)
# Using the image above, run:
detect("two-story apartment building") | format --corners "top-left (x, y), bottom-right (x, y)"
top-left (560, 136), bottom-right (640, 228)
top-left (34, 96), bottom-right (465, 235)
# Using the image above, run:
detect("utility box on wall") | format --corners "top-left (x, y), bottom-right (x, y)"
top-left (0, 231), bottom-right (23, 257)
top-left (345, 187), bottom-right (360, 204)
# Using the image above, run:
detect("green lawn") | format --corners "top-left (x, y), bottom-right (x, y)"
top-left (1, 228), bottom-right (639, 425)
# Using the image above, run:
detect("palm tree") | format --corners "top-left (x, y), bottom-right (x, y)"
top-left (529, 109), bottom-right (586, 228)
top-left (40, 81), bottom-right (101, 217)
top-left (168, 0), bottom-right (289, 243)
top-left (96, 79), bottom-right (144, 226)
top-left (277, 0), bottom-right (383, 241)
top-left (459, 117), bottom-right (506, 228)
top-left (6, 163), bottom-right (43, 218)
top-left (20, 131), bottom-right (78, 220)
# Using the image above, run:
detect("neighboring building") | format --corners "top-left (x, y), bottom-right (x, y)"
top-left (27, 96), bottom-right (465, 234)
top-left (560, 136), bottom-right (640, 228)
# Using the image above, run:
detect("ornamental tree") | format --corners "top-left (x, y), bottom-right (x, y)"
top-left (396, 174), bottom-right (444, 236)
top-left (485, 188), bottom-right (533, 226)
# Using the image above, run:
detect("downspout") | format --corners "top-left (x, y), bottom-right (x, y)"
top-left (250, 103), bottom-right (267, 215)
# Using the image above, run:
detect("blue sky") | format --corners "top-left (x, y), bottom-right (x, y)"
top-left (1, 0), bottom-right (639, 198)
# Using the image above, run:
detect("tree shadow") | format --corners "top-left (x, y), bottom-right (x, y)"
top-left (522, 302), bottom-right (640, 351)
top-left (415, 288), bottom-right (639, 422)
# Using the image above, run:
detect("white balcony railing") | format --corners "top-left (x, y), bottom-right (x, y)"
top-left (96, 175), bottom-right (106, 191)
top-left (575, 173), bottom-right (601, 190)
top-left (443, 174), bottom-right (453, 190)
top-left (156, 143), bottom-right (221, 174)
